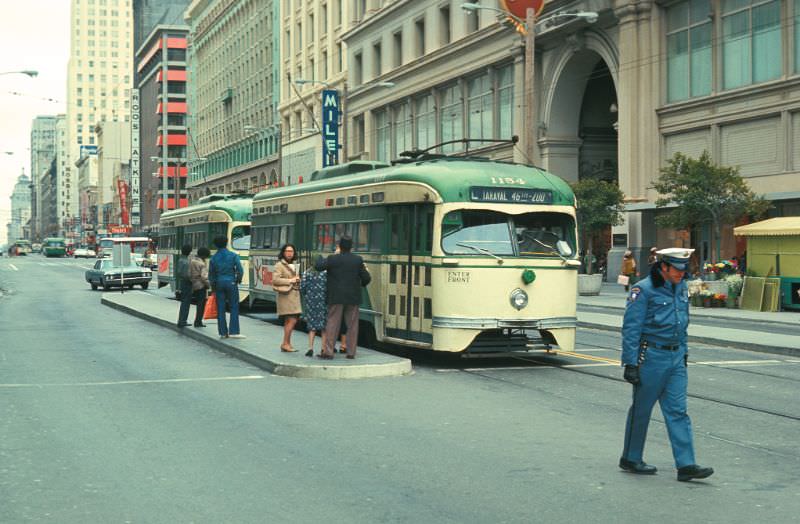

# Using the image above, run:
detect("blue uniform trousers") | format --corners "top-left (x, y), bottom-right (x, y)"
top-left (622, 346), bottom-right (696, 468)
top-left (214, 280), bottom-right (240, 337)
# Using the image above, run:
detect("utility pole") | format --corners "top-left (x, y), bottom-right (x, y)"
top-left (160, 33), bottom-right (169, 214)
top-left (524, 7), bottom-right (537, 165)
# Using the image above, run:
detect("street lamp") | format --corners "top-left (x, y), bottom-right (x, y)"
top-left (0, 70), bottom-right (38, 78)
top-left (461, 3), bottom-right (597, 164)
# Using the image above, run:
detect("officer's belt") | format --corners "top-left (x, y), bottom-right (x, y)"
top-left (643, 340), bottom-right (680, 351)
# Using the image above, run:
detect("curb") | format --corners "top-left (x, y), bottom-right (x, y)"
top-left (578, 321), bottom-right (800, 358)
top-left (579, 303), bottom-right (800, 328)
top-left (101, 297), bottom-right (413, 380)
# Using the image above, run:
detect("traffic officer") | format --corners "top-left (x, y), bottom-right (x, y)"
top-left (619, 248), bottom-right (714, 482)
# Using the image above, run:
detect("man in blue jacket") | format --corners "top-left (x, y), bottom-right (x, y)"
top-left (315, 236), bottom-right (371, 360)
top-left (619, 248), bottom-right (714, 482)
top-left (209, 236), bottom-right (245, 339)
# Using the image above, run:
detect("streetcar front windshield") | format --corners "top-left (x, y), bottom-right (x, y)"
top-left (231, 226), bottom-right (251, 251)
top-left (441, 210), bottom-right (575, 257)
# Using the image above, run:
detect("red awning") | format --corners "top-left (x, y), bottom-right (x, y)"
top-left (156, 134), bottom-right (187, 146)
top-left (157, 69), bottom-right (187, 82)
top-left (157, 197), bottom-right (189, 210)
top-left (156, 102), bottom-right (188, 114)
top-left (156, 166), bottom-right (188, 178)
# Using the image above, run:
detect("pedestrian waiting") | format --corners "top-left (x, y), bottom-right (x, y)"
top-left (314, 236), bottom-right (371, 360)
top-left (272, 243), bottom-right (301, 352)
top-left (300, 265), bottom-right (327, 357)
top-left (209, 236), bottom-right (245, 339)
top-left (176, 244), bottom-right (193, 328)
top-left (189, 246), bottom-right (211, 328)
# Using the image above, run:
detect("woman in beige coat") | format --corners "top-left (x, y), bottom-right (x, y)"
top-left (273, 243), bottom-right (302, 352)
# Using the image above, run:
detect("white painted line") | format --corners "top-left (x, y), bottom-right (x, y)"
top-left (562, 363), bottom-right (617, 368)
top-left (463, 366), bottom-right (556, 372)
top-left (9, 263), bottom-right (18, 271)
top-left (0, 375), bottom-right (267, 389)
top-left (572, 348), bottom-right (620, 353)
top-left (694, 360), bottom-right (782, 366)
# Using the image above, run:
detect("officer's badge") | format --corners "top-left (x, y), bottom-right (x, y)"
top-left (628, 287), bottom-right (642, 303)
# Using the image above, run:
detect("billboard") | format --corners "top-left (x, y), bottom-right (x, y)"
top-left (321, 89), bottom-right (340, 167)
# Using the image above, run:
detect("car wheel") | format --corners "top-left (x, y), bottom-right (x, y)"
top-left (101, 278), bottom-right (110, 291)
top-left (91, 283), bottom-right (98, 290)
top-left (141, 282), bottom-right (149, 290)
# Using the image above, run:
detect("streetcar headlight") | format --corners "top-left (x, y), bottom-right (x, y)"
top-left (510, 288), bottom-right (528, 310)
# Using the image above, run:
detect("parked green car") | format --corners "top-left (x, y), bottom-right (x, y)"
top-left (85, 259), bottom-right (152, 290)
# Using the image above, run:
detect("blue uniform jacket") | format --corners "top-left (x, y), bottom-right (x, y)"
top-left (209, 248), bottom-right (244, 287)
top-left (621, 267), bottom-right (690, 366)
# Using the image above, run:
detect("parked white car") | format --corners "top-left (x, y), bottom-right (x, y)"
top-left (73, 247), bottom-right (97, 258)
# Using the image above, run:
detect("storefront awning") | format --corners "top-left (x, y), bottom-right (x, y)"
top-left (734, 217), bottom-right (800, 237)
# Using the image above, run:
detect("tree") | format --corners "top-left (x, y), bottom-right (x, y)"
top-left (653, 151), bottom-right (770, 263)
top-left (571, 178), bottom-right (626, 274)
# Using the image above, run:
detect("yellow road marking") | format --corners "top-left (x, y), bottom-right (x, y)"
top-left (555, 350), bottom-right (620, 365)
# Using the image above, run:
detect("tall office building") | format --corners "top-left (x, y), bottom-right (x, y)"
top-left (30, 116), bottom-right (58, 241)
top-left (185, 0), bottom-right (281, 199)
top-left (54, 115), bottom-right (76, 238)
top-left (133, 0), bottom-right (191, 53)
top-left (66, 0), bottom-right (134, 234)
top-left (7, 171), bottom-right (32, 243)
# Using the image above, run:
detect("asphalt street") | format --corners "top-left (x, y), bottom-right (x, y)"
top-left (1, 256), bottom-right (799, 523)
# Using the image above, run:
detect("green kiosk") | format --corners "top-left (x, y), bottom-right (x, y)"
top-left (734, 217), bottom-right (800, 311)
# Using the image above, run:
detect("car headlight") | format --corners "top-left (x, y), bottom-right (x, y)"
top-left (510, 288), bottom-right (528, 310)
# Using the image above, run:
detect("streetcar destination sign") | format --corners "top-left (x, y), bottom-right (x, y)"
top-left (469, 187), bottom-right (553, 204)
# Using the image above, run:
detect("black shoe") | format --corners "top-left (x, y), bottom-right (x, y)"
top-left (194, 323), bottom-right (206, 328)
top-left (619, 457), bottom-right (657, 474)
top-left (345, 355), bottom-right (355, 360)
top-left (305, 349), bottom-right (313, 357)
top-left (177, 322), bottom-right (190, 328)
top-left (677, 464), bottom-right (714, 482)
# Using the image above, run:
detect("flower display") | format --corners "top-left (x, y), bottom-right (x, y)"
top-left (703, 260), bottom-right (737, 275)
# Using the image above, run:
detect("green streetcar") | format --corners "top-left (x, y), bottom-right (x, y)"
top-left (249, 155), bottom-right (580, 355)
top-left (158, 194), bottom-right (252, 302)
top-left (42, 237), bottom-right (67, 257)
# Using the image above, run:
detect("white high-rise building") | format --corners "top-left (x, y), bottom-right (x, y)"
top-left (55, 115), bottom-right (74, 238)
top-left (66, 0), bottom-right (134, 234)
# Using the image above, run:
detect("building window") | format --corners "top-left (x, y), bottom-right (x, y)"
top-left (375, 108), bottom-right (391, 161)
top-left (722, 0), bottom-right (781, 90)
top-left (497, 64), bottom-right (514, 139)
top-left (393, 31), bottom-right (403, 67)
top-left (796, 0), bottom-right (800, 72)
top-left (354, 52), bottom-right (363, 85)
top-left (440, 83), bottom-right (463, 153)
top-left (666, 0), bottom-right (711, 102)
top-left (393, 102), bottom-right (412, 157)
top-left (439, 4), bottom-right (451, 46)
top-left (373, 41), bottom-right (382, 78)
top-left (414, 93), bottom-right (435, 151)
top-left (467, 72), bottom-right (492, 140)
top-left (415, 17), bottom-right (426, 57)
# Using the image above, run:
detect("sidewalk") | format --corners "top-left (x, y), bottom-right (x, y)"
top-left (577, 283), bottom-right (800, 356)
top-left (101, 290), bottom-right (412, 380)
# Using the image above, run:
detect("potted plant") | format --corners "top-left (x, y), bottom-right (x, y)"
top-left (571, 177), bottom-right (625, 295)
top-left (724, 273), bottom-right (743, 308)
top-left (700, 289), bottom-right (714, 307)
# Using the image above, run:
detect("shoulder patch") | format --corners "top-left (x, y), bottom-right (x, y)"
top-left (628, 287), bottom-right (642, 303)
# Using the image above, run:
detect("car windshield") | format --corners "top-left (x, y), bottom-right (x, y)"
top-left (441, 210), bottom-right (575, 257)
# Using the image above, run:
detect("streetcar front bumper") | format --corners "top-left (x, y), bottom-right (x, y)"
top-left (432, 316), bottom-right (577, 330)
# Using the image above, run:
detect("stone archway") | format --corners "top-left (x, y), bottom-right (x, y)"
top-left (539, 33), bottom-right (619, 184)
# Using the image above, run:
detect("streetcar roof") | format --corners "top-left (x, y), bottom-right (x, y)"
top-left (160, 196), bottom-right (253, 222)
top-left (253, 158), bottom-right (575, 205)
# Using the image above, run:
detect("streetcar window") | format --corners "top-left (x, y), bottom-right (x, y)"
top-left (356, 223), bottom-right (370, 251)
top-left (231, 226), bottom-right (251, 251)
top-left (369, 222), bottom-right (383, 251)
top-left (513, 212), bottom-right (575, 257)
top-left (271, 227), bottom-right (281, 249)
top-left (441, 210), bottom-right (514, 255)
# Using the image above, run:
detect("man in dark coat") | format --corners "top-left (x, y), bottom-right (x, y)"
top-left (315, 236), bottom-right (371, 359)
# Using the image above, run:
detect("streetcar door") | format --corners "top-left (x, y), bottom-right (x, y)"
top-left (296, 212), bottom-right (313, 272)
top-left (384, 204), bottom-right (434, 345)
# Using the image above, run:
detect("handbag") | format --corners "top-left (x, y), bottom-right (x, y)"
top-left (617, 274), bottom-right (630, 286)
top-left (203, 293), bottom-right (218, 319)
top-left (272, 261), bottom-right (294, 294)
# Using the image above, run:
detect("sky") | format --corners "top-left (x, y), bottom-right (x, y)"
top-left (0, 0), bottom-right (70, 243)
